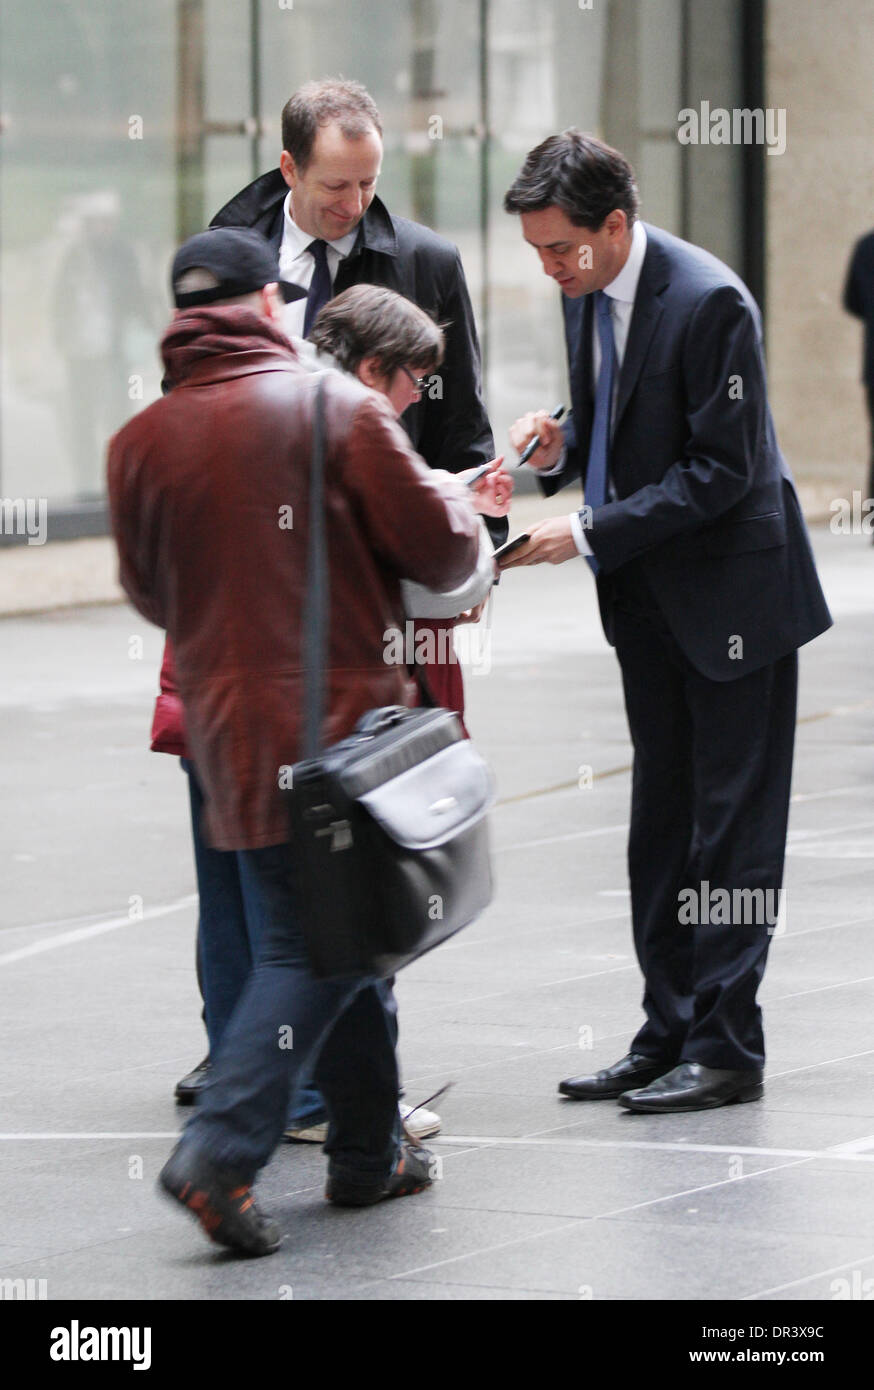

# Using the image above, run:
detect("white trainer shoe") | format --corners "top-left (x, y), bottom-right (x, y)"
top-left (400, 1101), bottom-right (441, 1140)
top-left (284, 1101), bottom-right (442, 1144)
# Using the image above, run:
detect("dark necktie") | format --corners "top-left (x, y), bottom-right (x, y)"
top-left (584, 290), bottom-right (617, 574)
top-left (303, 239), bottom-right (332, 337)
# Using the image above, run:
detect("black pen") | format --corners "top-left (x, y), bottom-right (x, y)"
top-left (517, 404), bottom-right (567, 466)
top-left (464, 462), bottom-right (493, 488)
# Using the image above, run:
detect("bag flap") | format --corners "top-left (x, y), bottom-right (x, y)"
top-left (357, 741), bottom-right (494, 850)
top-left (335, 708), bottom-right (463, 797)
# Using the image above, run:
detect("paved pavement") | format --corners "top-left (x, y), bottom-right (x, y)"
top-left (1, 519), bottom-right (873, 1301)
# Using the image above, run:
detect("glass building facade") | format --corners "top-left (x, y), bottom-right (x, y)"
top-left (0, 0), bottom-right (761, 542)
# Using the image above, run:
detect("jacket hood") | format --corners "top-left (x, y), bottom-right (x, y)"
top-left (160, 305), bottom-right (297, 387)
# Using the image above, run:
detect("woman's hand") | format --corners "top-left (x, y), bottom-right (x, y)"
top-left (459, 456), bottom-right (514, 517)
top-left (456, 598), bottom-right (489, 624)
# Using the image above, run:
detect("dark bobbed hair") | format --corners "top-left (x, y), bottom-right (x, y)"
top-left (281, 78), bottom-right (382, 172)
top-left (309, 284), bottom-right (444, 380)
top-left (504, 129), bottom-right (639, 230)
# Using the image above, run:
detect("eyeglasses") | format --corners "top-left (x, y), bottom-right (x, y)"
top-left (400, 366), bottom-right (427, 394)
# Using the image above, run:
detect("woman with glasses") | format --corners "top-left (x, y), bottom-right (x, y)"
top-left (308, 283), bottom-right (514, 708)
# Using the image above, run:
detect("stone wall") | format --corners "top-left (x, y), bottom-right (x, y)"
top-left (766, 0), bottom-right (874, 512)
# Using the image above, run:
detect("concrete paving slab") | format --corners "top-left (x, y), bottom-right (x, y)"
top-left (1, 527), bottom-right (873, 1300)
top-left (379, 1216), bottom-right (874, 1301)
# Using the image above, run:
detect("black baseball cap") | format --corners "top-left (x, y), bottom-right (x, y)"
top-left (171, 227), bottom-right (308, 308)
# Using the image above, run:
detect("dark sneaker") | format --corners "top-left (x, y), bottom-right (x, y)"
top-left (158, 1142), bottom-right (280, 1256)
top-left (325, 1141), bottom-right (436, 1208)
top-left (174, 1056), bottom-right (211, 1106)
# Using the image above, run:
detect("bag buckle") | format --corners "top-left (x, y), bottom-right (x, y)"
top-left (315, 818), bottom-right (354, 852)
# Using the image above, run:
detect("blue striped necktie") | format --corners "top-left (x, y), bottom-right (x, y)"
top-left (584, 290), bottom-right (617, 574)
top-left (303, 239), bottom-right (332, 337)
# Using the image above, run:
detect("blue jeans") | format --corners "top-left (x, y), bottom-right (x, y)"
top-left (184, 760), bottom-right (267, 1058)
top-left (183, 841), bottom-right (400, 1184)
top-left (184, 761), bottom-right (396, 1127)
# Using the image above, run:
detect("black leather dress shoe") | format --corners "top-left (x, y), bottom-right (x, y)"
top-left (618, 1061), bottom-right (764, 1113)
top-left (174, 1056), bottom-right (211, 1106)
top-left (558, 1052), bottom-right (674, 1100)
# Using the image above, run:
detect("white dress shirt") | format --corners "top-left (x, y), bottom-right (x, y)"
top-left (535, 219), bottom-right (648, 558)
top-left (278, 192), bottom-right (359, 338)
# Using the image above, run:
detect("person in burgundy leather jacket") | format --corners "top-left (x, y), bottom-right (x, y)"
top-left (152, 283), bottom-right (511, 1144)
top-left (109, 227), bottom-right (480, 1252)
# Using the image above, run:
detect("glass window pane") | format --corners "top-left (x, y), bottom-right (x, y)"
top-left (1, 0), bottom-right (177, 506)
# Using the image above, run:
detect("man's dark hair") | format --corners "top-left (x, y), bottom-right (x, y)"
top-left (310, 285), bottom-right (444, 379)
top-left (281, 78), bottom-right (382, 171)
top-left (504, 129), bottom-right (639, 230)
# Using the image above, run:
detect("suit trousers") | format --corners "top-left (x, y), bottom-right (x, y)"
top-left (867, 382), bottom-right (874, 510)
top-left (608, 563), bottom-right (798, 1070)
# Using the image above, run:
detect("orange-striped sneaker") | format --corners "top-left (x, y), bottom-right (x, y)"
top-left (325, 1141), bottom-right (436, 1207)
top-left (158, 1143), bottom-right (280, 1256)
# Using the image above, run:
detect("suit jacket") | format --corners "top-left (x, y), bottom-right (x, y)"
top-left (843, 229), bottom-right (874, 386)
top-left (211, 170), bottom-right (505, 541)
top-left (541, 223), bottom-right (832, 681)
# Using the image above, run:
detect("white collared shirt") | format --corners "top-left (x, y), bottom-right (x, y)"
top-left (534, 220), bottom-right (648, 558)
top-left (278, 191), bottom-right (359, 338)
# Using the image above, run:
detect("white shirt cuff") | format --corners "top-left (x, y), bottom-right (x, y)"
top-left (570, 509), bottom-right (593, 557)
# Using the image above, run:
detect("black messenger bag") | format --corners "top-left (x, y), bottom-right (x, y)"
top-left (285, 379), bottom-right (494, 979)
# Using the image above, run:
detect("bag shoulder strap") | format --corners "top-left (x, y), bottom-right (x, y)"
top-left (302, 376), bottom-right (328, 759)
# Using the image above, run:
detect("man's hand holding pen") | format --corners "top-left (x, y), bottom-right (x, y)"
top-left (500, 409), bottom-right (579, 567)
top-left (508, 408), bottom-right (566, 470)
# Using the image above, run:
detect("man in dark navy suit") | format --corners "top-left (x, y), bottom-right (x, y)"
top-left (502, 130), bottom-right (832, 1113)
